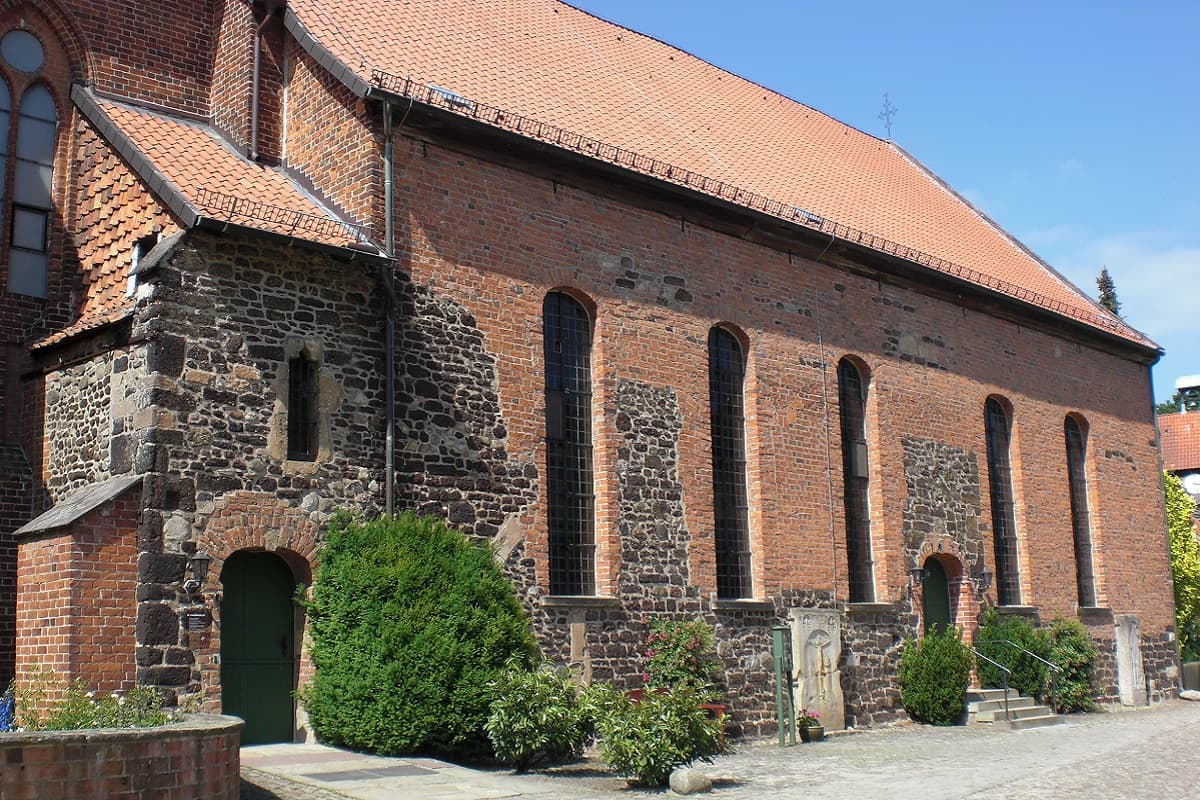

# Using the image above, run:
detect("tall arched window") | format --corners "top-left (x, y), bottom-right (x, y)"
top-left (543, 291), bottom-right (595, 595)
top-left (1, 26), bottom-right (57, 299)
top-left (837, 358), bottom-right (874, 602)
top-left (1064, 415), bottom-right (1096, 606)
top-left (984, 397), bottom-right (1021, 605)
top-left (708, 326), bottom-right (751, 598)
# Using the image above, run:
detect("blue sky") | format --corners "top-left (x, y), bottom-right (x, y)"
top-left (572, 0), bottom-right (1200, 405)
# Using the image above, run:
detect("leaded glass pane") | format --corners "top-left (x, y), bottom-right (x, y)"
top-left (14, 161), bottom-right (51, 206)
top-left (11, 206), bottom-right (45, 250)
top-left (985, 398), bottom-right (1021, 606)
top-left (7, 248), bottom-right (46, 297)
top-left (838, 359), bottom-right (874, 602)
top-left (1, 31), bottom-right (44, 73)
top-left (18, 84), bottom-right (54, 121)
top-left (709, 327), bottom-right (751, 598)
top-left (543, 292), bottom-right (595, 596)
top-left (1065, 417), bottom-right (1096, 606)
top-left (16, 115), bottom-right (55, 163)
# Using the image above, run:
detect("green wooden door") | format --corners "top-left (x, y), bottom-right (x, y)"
top-left (221, 551), bottom-right (296, 744)
top-left (922, 557), bottom-right (952, 634)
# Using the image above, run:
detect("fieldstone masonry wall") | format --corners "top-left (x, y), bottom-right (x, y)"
top-left (901, 436), bottom-right (985, 577)
top-left (392, 276), bottom-right (539, 540)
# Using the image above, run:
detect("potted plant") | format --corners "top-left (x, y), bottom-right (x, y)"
top-left (798, 708), bottom-right (824, 742)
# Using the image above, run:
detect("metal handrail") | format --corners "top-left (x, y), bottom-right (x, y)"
top-left (971, 648), bottom-right (1013, 721)
top-left (978, 639), bottom-right (1062, 712)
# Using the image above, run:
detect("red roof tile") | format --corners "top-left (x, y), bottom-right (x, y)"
top-left (92, 95), bottom-right (373, 250)
top-left (1160, 413), bottom-right (1200, 473)
top-left (288, 0), bottom-right (1153, 348)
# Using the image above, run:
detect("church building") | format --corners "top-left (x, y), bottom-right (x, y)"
top-left (0, 0), bottom-right (1177, 741)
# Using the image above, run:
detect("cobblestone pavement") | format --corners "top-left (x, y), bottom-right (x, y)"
top-left (242, 700), bottom-right (1200, 799)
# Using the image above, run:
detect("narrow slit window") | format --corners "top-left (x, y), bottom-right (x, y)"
top-left (838, 358), bottom-right (874, 602)
top-left (709, 327), bottom-right (751, 598)
top-left (287, 354), bottom-right (319, 461)
top-left (1065, 416), bottom-right (1096, 607)
top-left (543, 292), bottom-right (595, 596)
top-left (985, 398), bottom-right (1021, 605)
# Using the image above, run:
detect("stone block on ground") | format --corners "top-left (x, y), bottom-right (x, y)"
top-left (670, 766), bottom-right (713, 795)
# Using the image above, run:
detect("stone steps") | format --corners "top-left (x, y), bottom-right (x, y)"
top-left (966, 687), bottom-right (1065, 730)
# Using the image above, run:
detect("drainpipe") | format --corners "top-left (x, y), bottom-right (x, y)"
top-left (383, 100), bottom-right (395, 515)
top-left (250, 0), bottom-right (284, 160)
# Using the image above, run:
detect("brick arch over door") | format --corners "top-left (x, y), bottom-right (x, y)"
top-left (915, 538), bottom-right (981, 644)
top-left (193, 491), bottom-right (321, 716)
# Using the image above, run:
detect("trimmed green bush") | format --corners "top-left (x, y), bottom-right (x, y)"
top-left (587, 684), bottom-right (724, 787)
top-left (1046, 618), bottom-right (1097, 713)
top-left (485, 658), bottom-right (592, 770)
top-left (975, 608), bottom-right (1050, 699)
top-left (898, 626), bottom-right (973, 725)
top-left (301, 512), bottom-right (536, 757)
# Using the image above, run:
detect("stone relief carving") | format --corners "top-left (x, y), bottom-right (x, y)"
top-left (789, 608), bottom-right (846, 730)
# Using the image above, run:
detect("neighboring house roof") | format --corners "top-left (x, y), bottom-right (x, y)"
top-left (286, 0), bottom-right (1155, 350)
top-left (1160, 413), bottom-right (1200, 473)
top-left (14, 474), bottom-right (142, 536)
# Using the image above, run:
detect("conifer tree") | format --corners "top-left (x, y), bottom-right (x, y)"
top-left (1096, 267), bottom-right (1122, 317)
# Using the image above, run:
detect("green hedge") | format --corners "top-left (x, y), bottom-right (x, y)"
top-left (301, 512), bottom-right (536, 757)
top-left (975, 608), bottom-right (1050, 699)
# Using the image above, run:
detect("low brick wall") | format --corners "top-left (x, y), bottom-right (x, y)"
top-left (0, 714), bottom-right (242, 799)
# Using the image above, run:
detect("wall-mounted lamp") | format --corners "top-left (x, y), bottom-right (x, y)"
top-left (975, 569), bottom-right (993, 593)
top-left (909, 566), bottom-right (926, 586)
top-left (184, 550), bottom-right (213, 595)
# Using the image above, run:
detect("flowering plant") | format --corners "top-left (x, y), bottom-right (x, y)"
top-left (641, 618), bottom-right (718, 691)
top-left (797, 708), bottom-right (821, 728)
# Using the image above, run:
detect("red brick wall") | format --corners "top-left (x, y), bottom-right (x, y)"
top-left (387, 132), bottom-right (1173, 633)
top-left (283, 45), bottom-right (381, 232)
top-left (57, 0), bottom-right (218, 117)
top-left (15, 487), bottom-right (139, 692)
top-left (0, 716), bottom-right (241, 800)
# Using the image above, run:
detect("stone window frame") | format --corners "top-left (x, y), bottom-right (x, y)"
top-left (542, 289), bottom-right (597, 597)
top-left (0, 27), bottom-right (60, 300)
top-left (837, 356), bottom-right (876, 603)
top-left (1064, 412), bottom-right (1100, 608)
top-left (271, 337), bottom-right (330, 473)
top-left (983, 395), bottom-right (1022, 606)
top-left (708, 323), bottom-right (753, 599)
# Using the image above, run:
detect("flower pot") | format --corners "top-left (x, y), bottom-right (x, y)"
top-left (800, 724), bottom-right (824, 743)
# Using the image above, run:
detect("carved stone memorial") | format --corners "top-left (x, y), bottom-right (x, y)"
top-left (788, 607), bottom-right (846, 731)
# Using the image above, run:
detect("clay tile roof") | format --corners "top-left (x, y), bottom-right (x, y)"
top-left (85, 93), bottom-right (376, 252)
top-left (1160, 413), bottom-right (1200, 473)
top-left (287, 0), bottom-right (1154, 349)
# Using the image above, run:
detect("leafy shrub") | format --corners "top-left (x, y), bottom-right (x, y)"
top-left (1046, 618), bottom-right (1097, 713)
top-left (485, 658), bottom-right (592, 770)
top-left (642, 618), bottom-right (718, 691)
top-left (975, 608), bottom-right (1050, 699)
top-left (301, 512), bottom-right (536, 757)
top-left (898, 626), bottom-right (973, 725)
top-left (1166, 471), bottom-right (1200, 661)
top-left (588, 683), bottom-right (724, 786)
top-left (5, 667), bottom-right (175, 731)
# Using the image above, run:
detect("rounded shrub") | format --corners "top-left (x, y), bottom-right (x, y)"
top-left (1046, 618), bottom-right (1097, 713)
top-left (587, 684), bottom-right (724, 787)
top-left (485, 658), bottom-right (592, 770)
top-left (301, 512), bottom-right (536, 757)
top-left (975, 608), bottom-right (1050, 699)
top-left (898, 626), bottom-right (973, 726)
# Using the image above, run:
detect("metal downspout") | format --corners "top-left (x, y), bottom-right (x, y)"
top-left (383, 100), bottom-right (396, 516)
top-left (250, 15), bottom-right (269, 160)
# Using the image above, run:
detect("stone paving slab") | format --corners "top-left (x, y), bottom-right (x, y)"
top-left (242, 701), bottom-right (1200, 800)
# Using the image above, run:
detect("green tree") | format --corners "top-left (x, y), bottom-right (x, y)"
top-left (1156, 391), bottom-right (1182, 416)
top-left (1166, 472), bottom-right (1200, 661)
top-left (1096, 267), bottom-right (1122, 317)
